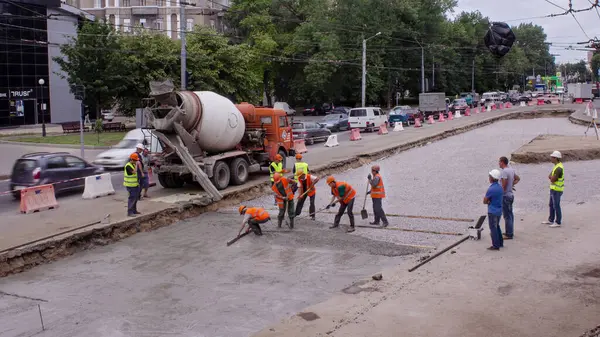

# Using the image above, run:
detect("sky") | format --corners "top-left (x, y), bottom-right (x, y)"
top-left (456, 0), bottom-right (600, 64)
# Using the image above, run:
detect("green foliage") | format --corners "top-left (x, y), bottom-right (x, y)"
top-left (94, 119), bottom-right (104, 144)
top-left (591, 54), bottom-right (600, 81)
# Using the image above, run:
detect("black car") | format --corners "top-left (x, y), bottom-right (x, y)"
top-left (10, 152), bottom-right (104, 199)
top-left (303, 103), bottom-right (335, 116)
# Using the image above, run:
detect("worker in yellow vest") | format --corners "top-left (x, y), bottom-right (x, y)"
top-left (269, 154), bottom-right (287, 184)
top-left (237, 205), bottom-right (271, 236)
top-left (124, 153), bottom-right (141, 217)
top-left (367, 165), bottom-right (389, 227)
top-left (543, 151), bottom-right (564, 228)
top-left (293, 153), bottom-right (309, 182)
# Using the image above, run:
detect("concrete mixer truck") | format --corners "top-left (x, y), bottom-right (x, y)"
top-left (143, 80), bottom-right (296, 202)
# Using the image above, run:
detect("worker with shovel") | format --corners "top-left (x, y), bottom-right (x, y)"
top-left (237, 205), bottom-right (271, 237)
top-left (326, 175), bottom-right (357, 233)
top-left (272, 173), bottom-right (295, 229)
top-left (295, 170), bottom-right (319, 220)
top-left (367, 165), bottom-right (389, 227)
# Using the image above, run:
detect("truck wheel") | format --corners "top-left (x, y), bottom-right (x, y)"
top-left (278, 149), bottom-right (287, 169)
top-left (168, 174), bottom-right (185, 188)
top-left (157, 173), bottom-right (170, 188)
top-left (230, 157), bottom-right (249, 185)
top-left (158, 173), bottom-right (184, 188)
top-left (211, 161), bottom-right (230, 190)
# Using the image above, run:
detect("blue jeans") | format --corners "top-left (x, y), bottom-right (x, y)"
top-left (502, 195), bottom-right (514, 237)
top-left (126, 186), bottom-right (139, 215)
top-left (549, 190), bottom-right (563, 224)
top-left (488, 213), bottom-right (503, 248)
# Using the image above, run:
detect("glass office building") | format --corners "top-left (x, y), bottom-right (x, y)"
top-left (0, 0), bottom-right (90, 128)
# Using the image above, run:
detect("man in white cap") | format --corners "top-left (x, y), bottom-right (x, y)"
top-left (542, 151), bottom-right (564, 227)
top-left (483, 169), bottom-right (504, 250)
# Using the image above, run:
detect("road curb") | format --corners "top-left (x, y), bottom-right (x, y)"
top-left (0, 107), bottom-right (576, 278)
top-left (0, 174), bottom-right (9, 180)
top-left (0, 139), bottom-right (112, 150)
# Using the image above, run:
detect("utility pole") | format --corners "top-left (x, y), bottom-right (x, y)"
top-left (180, 1), bottom-right (187, 90)
top-left (421, 46), bottom-right (425, 93)
top-left (471, 59), bottom-right (475, 92)
top-left (432, 56), bottom-right (435, 88)
top-left (361, 32), bottom-right (382, 107)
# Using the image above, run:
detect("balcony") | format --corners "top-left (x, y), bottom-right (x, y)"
top-left (131, 6), bottom-right (159, 15)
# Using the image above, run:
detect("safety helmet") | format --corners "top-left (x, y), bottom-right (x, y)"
top-left (489, 169), bottom-right (501, 180)
top-left (130, 153), bottom-right (140, 161)
top-left (550, 150), bottom-right (562, 159)
top-left (326, 176), bottom-right (335, 184)
top-left (238, 205), bottom-right (247, 215)
top-left (273, 173), bottom-right (282, 182)
top-left (295, 153), bottom-right (303, 160)
top-left (136, 143), bottom-right (145, 150)
top-left (275, 154), bottom-right (283, 161)
top-left (371, 165), bottom-right (380, 172)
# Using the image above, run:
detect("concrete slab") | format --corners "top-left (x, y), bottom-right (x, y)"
top-left (512, 134), bottom-right (600, 163)
top-left (254, 200), bottom-right (600, 337)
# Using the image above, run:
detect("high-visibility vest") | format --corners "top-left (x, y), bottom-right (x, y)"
top-left (371, 173), bottom-right (386, 198)
top-left (331, 181), bottom-right (356, 204)
top-left (298, 174), bottom-right (316, 197)
top-left (246, 207), bottom-right (270, 221)
top-left (294, 162), bottom-right (309, 182)
top-left (550, 162), bottom-right (564, 192)
top-left (269, 162), bottom-right (283, 182)
top-left (272, 177), bottom-right (294, 208)
top-left (123, 162), bottom-right (139, 187)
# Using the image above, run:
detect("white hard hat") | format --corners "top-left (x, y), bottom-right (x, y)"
top-left (550, 150), bottom-right (562, 159)
top-left (136, 143), bottom-right (145, 149)
top-left (489, 169), bottom-right (502, 180)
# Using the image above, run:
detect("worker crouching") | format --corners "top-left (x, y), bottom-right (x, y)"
top-left (295, 170), bottom-right (319, 220)
top-left (238, 205), bottom-right (271, 236)
top-left (326, 175), bottom-right (357, 233)
top-left (272, 173), bottom-right (295, 228)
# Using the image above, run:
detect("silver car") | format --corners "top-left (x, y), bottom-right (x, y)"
top-left (320, 113), bottom-right (349, 132)
top-left (292, 121), bottom-right (332, 145)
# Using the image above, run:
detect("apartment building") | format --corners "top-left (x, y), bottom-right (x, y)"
top-left (73, 0), bottom-right (230, 38)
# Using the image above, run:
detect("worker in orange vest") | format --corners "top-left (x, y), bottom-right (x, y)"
top-left (237, 205), bottom-right (271, 236)
top-left (326, 175), bottom-right (357, 232)
top-left (272, 173), bottom-right (295, 228)
top-left (295, 170), bottom-right (319, 220)
top-left (367, 165), bottom-right (389, 227)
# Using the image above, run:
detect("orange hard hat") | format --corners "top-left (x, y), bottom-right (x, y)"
top-left (295, 153), bottom-right (303, 160)
top-left (371, 165), bottom-right (380, 172)
top-left (130, 153), bottom-right (139, 161)
top-left (275, 154), bottom-right (283, 161)
top-left (326, 176), bottom-right (335, 184)
top-left (273, 173), bottom-right (282, 182)
top-left (239, 205), bottom-right (247, 215)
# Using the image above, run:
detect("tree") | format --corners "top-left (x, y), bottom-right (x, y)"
top-left (54, 20), bottom-right (125, 118)
top-left (591, 54), bottom-right (600, 81)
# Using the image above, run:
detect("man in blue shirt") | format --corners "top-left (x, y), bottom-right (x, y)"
top-left (483, 169), bottom-right (504, 250)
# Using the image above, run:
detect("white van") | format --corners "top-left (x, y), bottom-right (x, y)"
top-left (93, 128), bottom-right (162, 169)
top-left (273, 102), bottom-right (295, 116)
top-left (481, 91), bottom-right (500, 105)
top-left (348, 107), bottom-right (387, 132)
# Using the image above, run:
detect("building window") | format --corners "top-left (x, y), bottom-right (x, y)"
top-left (186, 18), bottom-right (193, 31)
top-left (94, 0), bottom-right (102, 8)
top-left (139, 18), bottom-right (146, 28)
top-left (123, 18), bottom-right (131, 32)
top-left (155, 19), bottom-right (163, 31)
top-left (139, 0), bottom-right (147, 5)
top-left (122, 0), bottom-right (130, 6)
top-left (157, 0), bottom-right (164, 5)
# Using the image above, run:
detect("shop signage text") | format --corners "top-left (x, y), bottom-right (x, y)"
top-left (10, 89), bottom-right (34, 98)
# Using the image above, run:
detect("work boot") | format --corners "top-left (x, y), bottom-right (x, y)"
top-left (310, 216), bottom-right (316, 221)
top-left (369, 221), bottom-right (380, 226)
top-left (382, 222), bottom-right (389, 228)
top-left (277, 220), bottom-right (283, 228)
top-left (289, 218), bottom-right (294, 229)
top-left (329, 223), bottom-right (339, 229)
top-left (346, 227), bottom-right (355, 233)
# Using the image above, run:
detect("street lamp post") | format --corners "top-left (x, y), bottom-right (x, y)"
top-left (362, 32), bottom-right (382, 107)
top-left (38, 78), bottom-right (46, 137)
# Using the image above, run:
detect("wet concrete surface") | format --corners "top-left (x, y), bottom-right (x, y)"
top-left (3, 118), bottom-right (600, 337)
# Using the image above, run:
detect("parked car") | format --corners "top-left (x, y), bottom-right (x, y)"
top-left (322, 103), bottom-right (335, 114)
top-left (93, 128), bottom-right (162, 169)
top-left (331, 106), bottom-right (351, 115)
top-left (303, 103), bottom-right (335, 116)
top-left (273, 102), bottom-right (295, 116)
top-left (292, 121), bottom-right (332, 145)
top-left (101, 111), bottom-right (114, 122)
top-left (388, 105), bottom-right (422, 126)
top-left (10, 152), bottom-right (104, 199)
top-left (348, 107), bottom-right (387, 132)
top-left (320, 113), bottom-right (349, 132)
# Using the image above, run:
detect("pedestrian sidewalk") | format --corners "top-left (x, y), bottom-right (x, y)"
top-left (254, 199), bottom-right (600, 337)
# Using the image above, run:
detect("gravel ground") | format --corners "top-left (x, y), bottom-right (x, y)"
top-left (236, 118), bottom-right (600, 247)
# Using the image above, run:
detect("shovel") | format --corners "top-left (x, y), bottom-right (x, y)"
top-left (361, 183), bottom-right (369, 220)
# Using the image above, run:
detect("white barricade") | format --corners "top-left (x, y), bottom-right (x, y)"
top-left (393, 123), bottom-right (404, 132)
top-left (520, 101), bottom-right (526, 107)
top-left (82, 173), bottom-right (116, 199)
top-left (454, 110), bottom-right (462, 118)
top-left (324, 134), bottom-right (339, 147)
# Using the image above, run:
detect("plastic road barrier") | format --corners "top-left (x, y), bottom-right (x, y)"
top-left (20, 184), bottom-right (59, 214)
top-left (294, 139), bottom-right (308, 154)
top-left (324, 134), bottom-right (339, 147)
top-left (350, 128), bottom-right (362, 141)
top-left (82, 173), bottom-right (116, 199)
top-left (378, 123), bottom-right (389, 135)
